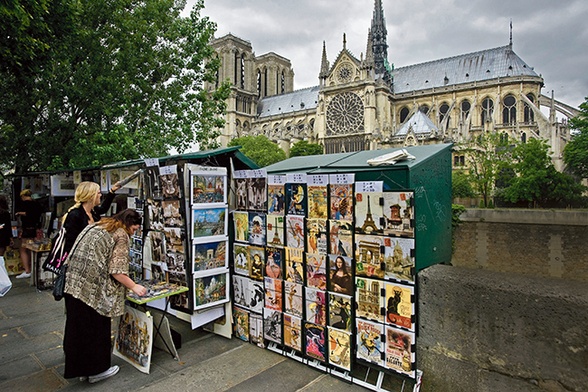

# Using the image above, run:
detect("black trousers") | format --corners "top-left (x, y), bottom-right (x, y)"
top-left (63, 294), bottom-right (111, 378)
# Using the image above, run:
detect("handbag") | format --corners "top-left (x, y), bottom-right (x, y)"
top-left (0, 257), bottom-right (12, 297)
top-left (52, 263), bottom-right (67, 301)
top-left (42, 227), bottom-right (68, 274)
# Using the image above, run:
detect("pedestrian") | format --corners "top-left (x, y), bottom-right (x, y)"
top-left (0, 195), bottom-right (13, 261)
top-left (15, 189), bottom-right (43, 278)
top-left (63, 209), bottom-right (147, 383)
top-left (62, 181), bottom-right (120, 255)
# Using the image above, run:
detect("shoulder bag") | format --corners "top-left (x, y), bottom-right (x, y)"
top-left (42, 227), bottom-right (68, 274)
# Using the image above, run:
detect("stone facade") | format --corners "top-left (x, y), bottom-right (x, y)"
top-left (206, 1), bottom-right (578, 171)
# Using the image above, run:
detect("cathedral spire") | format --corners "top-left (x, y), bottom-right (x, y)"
top-left (371, 0), bottom-right (391, 81)
top-left (319, 40), bottom-right (330, 82)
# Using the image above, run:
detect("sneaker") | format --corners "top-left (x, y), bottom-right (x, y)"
top-left (88, 365), bottom-right (119, 384)
top-left (16, 272), bottom-right (31, 279)
top-left (79, 377), bottom-right (87, 382)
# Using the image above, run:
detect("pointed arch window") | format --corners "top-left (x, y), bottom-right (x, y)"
top-left (481, 97), bottom-right (494, 124)
top-left (419, 105), bottom-right (430, 115)
top-left (400, 107), bottom-right (410, 123)
top-left (524, 94), bottom-right (535, 123)
top-left (521, 132), bottom-right (527, 143)
top-left (281, 71), bottom-right (286, 94)
top-left (502, 94), bottom-right (516, 124)
top-left (460, 100), bottom-right (471, 123)
top-left (240, 54), bottom-right (245, 89)
top-left (264, 68), bottom-right (268, 97)
top-left (439, 103), bottom-right (450, 126)
top-left (256, 70), bottom-right (261, 97)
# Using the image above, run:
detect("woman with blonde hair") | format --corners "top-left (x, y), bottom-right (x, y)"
top-left (62, 181), bottom-right (120, 256)
top-left (63, 208), bottom-right (147, 383)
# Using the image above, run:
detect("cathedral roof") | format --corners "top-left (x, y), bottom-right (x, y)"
top-left (258, 86), bottom-right (320, 118)
top-left (391, 45), bottom-right (540, 94)
top-left (395, 110), bottom-right (438, 136)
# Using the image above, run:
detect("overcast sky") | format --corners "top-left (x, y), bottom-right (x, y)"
top-left (192, 0), bottom-right (588, 109)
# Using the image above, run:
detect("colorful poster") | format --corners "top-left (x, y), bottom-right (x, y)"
top-left (285, 215), bottom-right (305, 249)
top-left (328, 293), bottom-right (352, 332)
top-left (233, 306), bottom-right (250, 342)
top-left (233, 243), bottom-right (250, 276)
top-left (355, 234), bottom-right (385, 279)
top-left (356, 319), bottom-right (384, 366)
top-left (385, 282), bottom-right (415, 331)
top-left (265, 246), bottom-right (284, 279)
top-left (328, 327), bottom-right (351, 371)
top-left (382, 192), bottom-right (414, 238)
top-left (355, 277), bottom-right (384, 323)
top-left (305, 253), bottom-right (327, 290)
top-left (233, 211), bottom-right (249, 243)
top-left (266, 215), bottom-right (285, 247)
top-left (191, 171), bottom-right (227, 205)
top-left (283, 314), bottom-right (302, 352)
top-left (328, 254), bottom-right (353, 295)
top-left (114, 306), bottom-right (154, 374)
top-left (192, 240), bottom-right (227, 275)
top-left (263, 277), bottom-right (283, 311)
top-left (304, 322), bottom-right (326, 362)
top-left (329, 183), bottom-right (353, 222)
top-left (248, 246), bottom-right (265, 281)
top-left (307, 183), bottom-right (328, 219)
top-left (383, 236), bottom-right (415, 283)
top-left (285, 183), bottom-right (307, 216)
top-left (354, 186), bottom-right (384, 235)
top-left (305, 287), bottom-right (327, 326)
top-left (248, 212), bottom-right (266, 246)
top-left (328, 219), bottom-right (353, 257)
top-left (284, 281), bottom-right (303, 318)
top-left (193, 272), bottom-right (229, 310)
top-left (267, 183), bottom-right (286, 215)
top-left (285, 247), bottom-right (304, 284)
top-left (306, 218), bottom-right (328, 254)
top-left (192, 207), bottom-right (227, 239)
top-left (385, 326), bottom-right (415, 378)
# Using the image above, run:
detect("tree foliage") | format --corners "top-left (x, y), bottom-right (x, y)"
top-left (289, 140), bottom-right (323, 158)
top-left (0, 0), bottom-right (230, 173)
top-left (452, 170), bottom-right (476, 199)
top-left (564, 98), bottom-right (588, 178)
top-left (228, 136), bottom-right (286, 168)
top-left (460, 132), bottom-right (512, 207)
top-left (499, 138), bottom-right (586, 208)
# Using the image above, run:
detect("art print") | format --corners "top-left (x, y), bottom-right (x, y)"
top-left (249, 312), bottom-right (265, 348)
top-left (354, 190), bottom-right (384, 235)
top-left (329, 184), bottom-right (353, 222)
top-left (192, 240), bottom-right (228, 275)
top-left (328, 293), bottom-right (352, 332)
top-left (304, 322), bottom-right (326, 362)
top-left (329, 254), bottom-right (353, 295)
top-left (355, 234), bottom-right (385, 279)
top-left (306, 218), bottom-right (327, 254)
top-left (385, 326), bottom-right (415, 378)
top-left (265, 246), bottom-right (283, 279)
top-left (285, 247), bottom-right (304, 284)
top-left (355, 277), bottom-right (384, 323)
top-left (263, 308), bottom-right (282, 344)
top-left (382, 192), bottom-right (414, 238)
top-left (164, 251), bottom-right (186, 274)
top-left (193, 272), bottom-right (229, 310)
top-left (233, 211), bottom-right (249, 243)
top-left (114, 306), bottom-right (153, 374)
top-left (385, 282), bottom-right (415, 331)
top-left (263, 277), bottom-right (283, 311)
top-left (232, 275), bottom-right (250, 309)
top-left (267, 183), bottom-right (285, 215)
top-left (233, 243), bottom-right (250, 276)
top-left (235, 178), bottom-right (248, 210)
top-left (143, 166), bottom-right (161, 199)
top-left (284, 281), bottom-right (303, 318)
top-left (383, 236), bottom-right (415, 283)
top-left (305, 253), bottom-right (327, 290)
top-left (168, 271), bottom-right (190, 312)
top-left (307, 185), bottom-right (328, 219)
top-left (192, 207), bottom-right (227, 239)
top-left (266, 215), bottom-right (284, 247)
top-left (248, 212), bottom-right (266, 246)
top-left (328, 327), bottom-right (351, 371)
top-left (191, 172), bottom-right (226, 205)
top-left (248, 245), bottom-right (265, 281)
top-left (159, 166), bottom-right (180, 199)
top-left (285, 215), bottom-right (305, 249)
top-left (146, 198), bottom-right (164, 231)
top-left (328, 219), bottom-right (353, 257)
top-left (147, 231), bottom-right (164, 262)
top-left (305, 287), bottom-right (327, 326)
top-left (356, 319), bottom-right (384, 366)
top-left (248, 279), bottom-right (265, 313)
top-left (163, 227), bottom-right (185, 254)
top-left (247, 177), bottom-right (267, 211)
top-left (233, 306), bottom-right (250, 342)
top-left (285, 183), bottom-right (307, 216)
top-left (283, 314), bottom-right (302, 352)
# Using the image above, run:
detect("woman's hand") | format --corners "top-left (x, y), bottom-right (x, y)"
top-left (131, 283), bottom-right (147, 297)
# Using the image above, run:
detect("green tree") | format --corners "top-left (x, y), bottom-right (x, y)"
top-left (500, 138), bottom-right (586, 208)
top-left (452, 170), bottom-right (476, 199)
top-left (460, 132), bottom-right (512, 208)
top-left (564, 98), bottom-right (588, 178)
top-left (289, 140), bottom-right (323, 157)
top-left (0, 0), bottom-right (230, 173)
top-left (228, 136), bottom-right (286, 168)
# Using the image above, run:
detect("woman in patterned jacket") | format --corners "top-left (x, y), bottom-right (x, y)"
top-left (63, 209), bottom-right (147, 383)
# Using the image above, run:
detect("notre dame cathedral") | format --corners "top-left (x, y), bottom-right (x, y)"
top-left (206, 0), bottom-right (578, 171)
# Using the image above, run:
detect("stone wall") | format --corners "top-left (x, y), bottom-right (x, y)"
top-left (416, 209), bottom-right (588, 391)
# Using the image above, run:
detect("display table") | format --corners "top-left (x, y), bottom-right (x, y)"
top-left (22, 241), bottom-right (52, 290)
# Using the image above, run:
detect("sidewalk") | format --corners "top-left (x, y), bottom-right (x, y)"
top-left (0, 277), bottom-right (369, 392)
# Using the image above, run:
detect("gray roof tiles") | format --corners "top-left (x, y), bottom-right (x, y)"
top-left (258, 86), bottom-right (321, 118)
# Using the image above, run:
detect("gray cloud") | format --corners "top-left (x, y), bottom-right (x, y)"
top-left (194, 0), bottom-right (587, 108)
